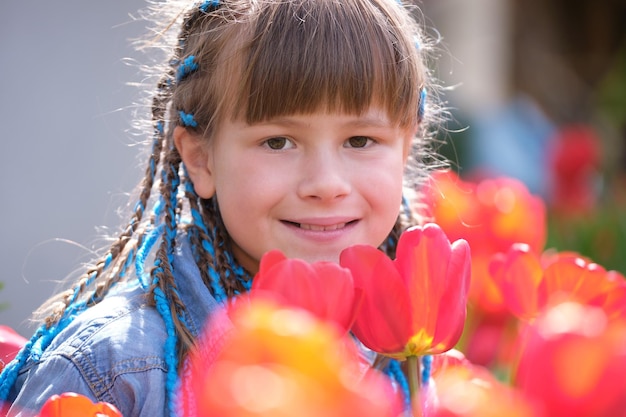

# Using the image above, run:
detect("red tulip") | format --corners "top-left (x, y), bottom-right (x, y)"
top-left (340, 223), bottom-right (471, 358)
top-left (0, 325), bottom-right (26, 369)
top-left (489, 244), bottom-right (545, 321)
top-left (490, 246), bottom-right (626, 321)
top-left (250, 250), bottom-right (360, 332)
top-left (38, 392), bottom-right (122, 417)
top-left (514, 302), bottom-right (626, 417)
top-left (538, 256), bottom-right (623, 312)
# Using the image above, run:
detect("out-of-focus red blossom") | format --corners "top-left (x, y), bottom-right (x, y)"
top-left (250, 250), bottom-right (360, 332)
top-left (547, 124), bottom-right (601, 215)
top-left (37, 392), bottom-right (122, 417)
top-left (0, 325), bottom-right (26, 370)
top-left (180, 299), bottom-right (401, 417)
top-left (420, 169), bottom-right (546, 314)
top-left (461, 313), bottom-right (518, 369)
top-left (340, 223), bottom-right (471, 358)
top-left (424, 352), bottom-right (538, 417)
top-left (490, 245), bottom-right (626, 321)
top-left (514, 302), bottom-right (626, 417)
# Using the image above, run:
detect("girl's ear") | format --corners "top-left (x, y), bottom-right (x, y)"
top-left (402, 124), bottom-right (419, 163)
top-left (174, 126), bottom-right (216, 198)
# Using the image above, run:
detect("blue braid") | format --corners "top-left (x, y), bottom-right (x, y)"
top-left (382, 356), bottom-right (432, 412)
top-left (135, 224), bottom-right (164, 290)
top-left (150, 161), bottom-right (188, 417)
top-left (0, 327), bottom-right (44, 400)
top-left (30, 302), bottom-right (87, 360)
top-left (178, 111), bottom-right (198, 128)
top-left (181, 171), bottom-right (250, 301)
top-left (385, 359), bottom-right (411, 409)
top-left (153, 282), bottom-right (180, 417)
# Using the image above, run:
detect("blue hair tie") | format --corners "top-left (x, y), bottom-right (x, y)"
top-left (200, 0), bottom-right (219, 12)
top-left (178, 111), bottom-right (198, 128)
top-left (176, 56), bottom-right (199, 82)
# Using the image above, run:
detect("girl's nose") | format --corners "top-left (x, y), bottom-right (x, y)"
top-left (296, 151), bottom-right (351, 201)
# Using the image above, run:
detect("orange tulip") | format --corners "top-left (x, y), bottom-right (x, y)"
top-left (180, 299), bottom-right (402, 417)
top-left (38, 392), bottom-right (122, 417)
top-left (339, 223), bottom-right (471, 358)
top-left (514, 302), bottom-right (626, 417)
top-left (250, 250), bottom-right (360, 332)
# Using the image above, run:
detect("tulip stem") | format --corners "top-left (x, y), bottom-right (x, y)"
top-left (407, 355), bottom-right (422, 416)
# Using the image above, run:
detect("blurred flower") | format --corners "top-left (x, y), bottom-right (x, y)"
top-left (490, 245), bottom-right (626, 321)
top-left (514, 302), bottom-right (626, 417)
top-left (547, 124), bottom-right (601, 215)
top-left (339, 223), bottom-right (471, 359)
top-left (460, 312), bottom-right (518, 371)
top-left (420, 170), bottom-right (546, 314)
top-left (250, 250), bottom-right (360, 332)
top-left (38, 392), bottom-right (122, 417)
top-left (180, 299), bottom-right (401, 417)
top-left (0, 325), bottom-right (26, 370)
top-left (425, 354), bottom-right (537, 417)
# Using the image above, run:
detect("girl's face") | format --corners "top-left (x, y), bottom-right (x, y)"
top-left (179, 107), bottom-right (414, 274)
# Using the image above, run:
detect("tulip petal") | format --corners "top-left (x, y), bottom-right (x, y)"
top-left (311, 262), bottom-right (357, 330)
top-left (257, 249), bottom-right (288, 277)
top-left (490, 244), bottom-right (543, 320)
top-left (39, 392), bottom-right (122, 417)
top-left (395, 224), bottom-right (452, 337)
top-left (431, 238), bottom-right (471, 352)
top-left (252, 252), bottom-right (356, 331)
top-left (340, 245), bottom-right (412, 354)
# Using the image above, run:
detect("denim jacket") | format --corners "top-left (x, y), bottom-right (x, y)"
top-left (8, 235), bottom-right (221, 417)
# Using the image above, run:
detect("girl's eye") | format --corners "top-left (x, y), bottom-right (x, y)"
top-left (346, 136), bottom-right (373, 148)
top-left (264, 136), bottom-right (294, 150)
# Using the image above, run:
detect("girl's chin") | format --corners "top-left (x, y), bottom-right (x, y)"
top-left (283, 250), bottom-right (342, 265)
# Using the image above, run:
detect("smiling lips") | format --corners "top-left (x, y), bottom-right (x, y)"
top-left (283, 219), bottom-right (357, 231)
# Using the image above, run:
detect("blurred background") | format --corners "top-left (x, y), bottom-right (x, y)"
top-left (0, 1), bottom-right (145, 335)
top-left (422, 0), bottom-right (626, 274)
top-left (1, 0), bottom-right (625, 337)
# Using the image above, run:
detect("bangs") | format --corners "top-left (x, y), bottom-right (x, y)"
top-left (234, 0), bottom-right (423, 128)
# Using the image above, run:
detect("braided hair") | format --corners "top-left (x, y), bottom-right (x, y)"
top-left (1, 0), bottom-right (441, 414)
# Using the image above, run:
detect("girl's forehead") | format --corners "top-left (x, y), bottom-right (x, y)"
top-left (224, 103), bottom-right (402, 128)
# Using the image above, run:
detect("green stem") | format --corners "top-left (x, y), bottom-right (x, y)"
top-left (407, 355), bottom-right (422, 416)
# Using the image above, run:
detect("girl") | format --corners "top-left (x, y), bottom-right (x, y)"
top-left (0, 0), bottom-right (441, 415)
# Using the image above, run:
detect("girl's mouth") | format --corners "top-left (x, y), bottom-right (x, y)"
top-left (282, 220), bottom-right (358, 231)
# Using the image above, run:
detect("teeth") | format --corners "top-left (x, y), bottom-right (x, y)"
top-left (299, 222), bottom-right (346, 231)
